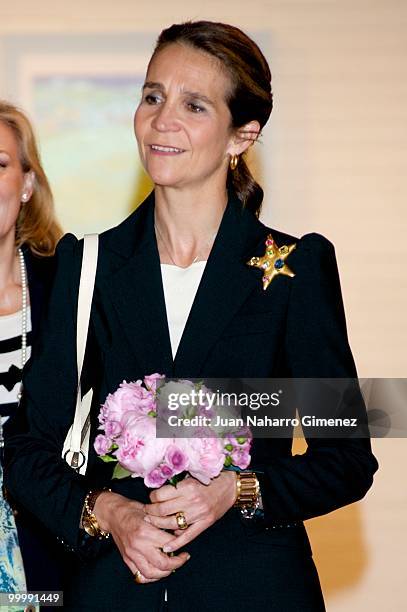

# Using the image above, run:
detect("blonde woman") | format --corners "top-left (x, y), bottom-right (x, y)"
top-left (0, 100), bottom-right (63, 593)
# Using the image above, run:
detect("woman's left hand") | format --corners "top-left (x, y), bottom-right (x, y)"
top-left (143, 471), bottom-right (237, 553)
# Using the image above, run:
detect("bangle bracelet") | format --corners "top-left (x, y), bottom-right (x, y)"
top-left (81, 488), bottom-right (112, 539)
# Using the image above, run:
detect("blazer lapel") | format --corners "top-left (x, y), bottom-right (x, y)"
top-left (98, 191), bottom-right (270, 379)
top-left (99, 195), bottom-right (173, 377)
top-left (173, 194), bottom-right (268, 377)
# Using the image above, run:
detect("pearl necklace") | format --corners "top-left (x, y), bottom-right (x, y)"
top-left (17, 248), bottom-right (28, 400)
top-left (0, 250), bottom-right (28, 451)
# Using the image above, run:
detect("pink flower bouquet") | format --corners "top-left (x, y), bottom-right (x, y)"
top-left (94, 374), bottom-right (252, 488)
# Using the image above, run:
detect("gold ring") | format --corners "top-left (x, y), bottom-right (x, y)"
top-left (134, 570), bottom-right (144, 584)
top-left (175, 511), bottom-right (188, 530)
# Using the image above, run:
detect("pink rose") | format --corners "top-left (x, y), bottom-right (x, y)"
top-left (230, 448), bottom-right (251, 470)
top-left (145, 467), bottom-right (168, 488)
top-left (117, 381), bottom-right (156, 415)
top-left (144, 373), bottom-right (165, 392)
top-left (187, 436), bottom-right (225, 484)
top-left (96, 376), bottom-right (252, 489)
top-left (99, 380), bottom-right (155, 426)
top-left (165, 444), bottom-right (189, 474)
top-left (120, 411), bottom-right (156, 440)
top-left (160, 464), bottom-right (175, 479)
top-left (114, 433), bottom-right (146, 474)
top-left (115, 413), bottom-right (168, 477)
top-left (104, 420), bottom-right (122, 438)
top-left (94, 434), bottom-right (112, 456)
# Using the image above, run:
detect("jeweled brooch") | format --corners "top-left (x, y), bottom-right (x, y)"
top-left (247, 234), bottom-right (296, 290)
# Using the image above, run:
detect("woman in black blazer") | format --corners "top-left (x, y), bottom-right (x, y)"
top-left (9, 248), bottom-right (72, 594)
top-left (0, 99), bottom-right (65, 592)
top-left (5, 22), bottom-right (377, 611)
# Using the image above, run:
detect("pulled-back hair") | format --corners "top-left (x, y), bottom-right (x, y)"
top-left (0, 100), bottom-right (62, 256)
top-left (153, 21), bottom-right (273, 216)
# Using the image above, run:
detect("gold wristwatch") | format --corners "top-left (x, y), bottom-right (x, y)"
top-left (234, 472), bottom-right (260, 519)
top-left (81, 489), bottom-right (111, 539)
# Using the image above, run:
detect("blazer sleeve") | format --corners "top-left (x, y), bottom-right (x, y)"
top-left (257, 233), bottom-right (378, 522)
top-left (4, 233), bottom-right (104, 556)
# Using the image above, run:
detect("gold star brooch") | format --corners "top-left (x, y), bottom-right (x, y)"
top-left (247, 234), bottom-right (296, 290)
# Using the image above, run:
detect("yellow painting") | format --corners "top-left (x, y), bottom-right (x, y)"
top-left (32, 74), bottom-right (152, 236)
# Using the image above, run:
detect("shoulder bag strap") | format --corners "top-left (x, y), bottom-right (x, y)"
top-left (66, 233), bottom-right (99, 470)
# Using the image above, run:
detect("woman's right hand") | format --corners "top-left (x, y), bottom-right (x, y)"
top-left (93, 491), bottom-right (190, 582)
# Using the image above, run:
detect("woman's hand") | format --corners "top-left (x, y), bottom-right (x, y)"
top-left (93, 491), bottom-right (191, 582)
top-left (143, 471), bottom-right (237, 553)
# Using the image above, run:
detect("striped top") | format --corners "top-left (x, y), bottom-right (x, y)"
top-left (0, 308), bottom-right (32, 426)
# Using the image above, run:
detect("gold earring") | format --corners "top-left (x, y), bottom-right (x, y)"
top-left (230, 154), bottom-right (239, 171)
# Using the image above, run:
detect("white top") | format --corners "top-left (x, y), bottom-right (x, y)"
top-left (160, 262), bottom-right (206, 358)
top-left (0, 307), bottom-right (32, 425)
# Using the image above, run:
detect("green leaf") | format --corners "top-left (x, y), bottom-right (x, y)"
top-left (100, 454), bottom-right (117, 463)
top-left (224, 455), bottom-right (232, 467)
top-left (224, 443), bottom-right (233, 452)
top-left (112, 464), bottom-right (132, 479)
top-left (236, 437), bottom-right (246, 445)
top-left (185, 405), bottom-right (195, 418)
top-left (168, 472), bottom-right (187, 487)
top-left (147, 410), bottom-right (157, 417)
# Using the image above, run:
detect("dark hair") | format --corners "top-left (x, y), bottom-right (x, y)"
top-left (153, 21), bottom-right (273, 216)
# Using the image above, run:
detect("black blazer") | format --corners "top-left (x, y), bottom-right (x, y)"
top-left (5, 193), bottom-right (378, 611)
top-left (24, 247), bottom-right (56, 339)
top-left (4, 248), bottom-right (68, 592)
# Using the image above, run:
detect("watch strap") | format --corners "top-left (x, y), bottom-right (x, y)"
top-left (82, 489), bottom-right (111, 539)
top-left (234, 472), bottom-right (260, 519)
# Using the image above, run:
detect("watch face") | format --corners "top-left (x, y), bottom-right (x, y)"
top-left (83, 516), bottom-right (97, 537)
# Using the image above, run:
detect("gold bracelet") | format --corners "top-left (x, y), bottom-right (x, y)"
top-left (81, 489), bottom-right (112, 539)
top-left (234, 473), bottom-right (242, 503)
top-left (234, 472), bottom-right (260, 519)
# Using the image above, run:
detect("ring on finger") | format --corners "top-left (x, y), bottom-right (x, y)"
top-left (175, 511), bottom-right (188, 530)
top-left (134, 569), bottom-right (144, 584)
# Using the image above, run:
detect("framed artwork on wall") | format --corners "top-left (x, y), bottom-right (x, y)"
top-left (2, 33), bottom-right (156, 236)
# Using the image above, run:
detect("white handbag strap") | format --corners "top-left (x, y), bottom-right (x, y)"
top-left (69, 234), bottom-right (99, 468)
top-left (76, 234), bottom-right (99, 378)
